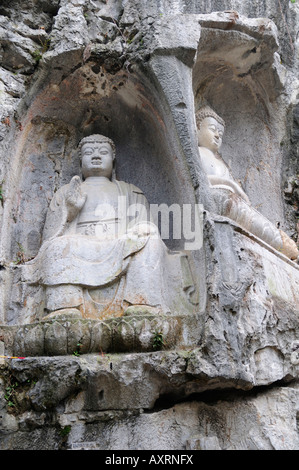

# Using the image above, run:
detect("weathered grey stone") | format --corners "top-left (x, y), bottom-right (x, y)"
top-left (1, 314), bottom-right (202, 357)
top-left (0, 355), bottom-right (298, 450)
top-left (89, 320), bottom-right (112, 352)
top-left (23, 324), bottom-right (44, 357)
top-left (186, 435), bottom-right (222, 450)
top-left (44, 322), bottom-right (68, 356)
top-left (67, 319), bottom-right (91, 355)
top-left (0, 0), bottom-right (299, 451)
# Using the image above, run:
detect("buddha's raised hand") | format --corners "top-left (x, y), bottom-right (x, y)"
top-left (65, 176), bottom-right (87, 222)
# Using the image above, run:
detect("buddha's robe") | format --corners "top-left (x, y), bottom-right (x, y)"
top-left (23, 178), bottom-right (195, 316)
top-left (28, 179), bottom-right (151, 286)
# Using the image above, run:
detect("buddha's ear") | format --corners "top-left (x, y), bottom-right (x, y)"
top-left (112, 157), bottom-right (116, 180)
top-left (78, 152), bottom-right (85, 180)
top-left (77, 148), bottom-right (82, 167)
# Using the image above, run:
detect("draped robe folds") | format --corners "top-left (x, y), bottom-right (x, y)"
top-left (24, 180), bottom-right (151, 287)
top-left (22, 178), bottom-right (194, 316)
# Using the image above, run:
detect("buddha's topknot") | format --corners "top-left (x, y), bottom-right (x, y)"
top-left (195, 106), bottom-right (225, 129)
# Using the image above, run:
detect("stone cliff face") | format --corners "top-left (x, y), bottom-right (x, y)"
top-left (0, 0), bottom-right (299, 450)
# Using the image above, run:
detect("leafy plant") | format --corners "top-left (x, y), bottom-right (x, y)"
top-left (14, 243), bottom-right (28, 265)
top-left (4, 379), bottom-right (19, 408)
top-left (60, 425), bottom-right (71, 437)
top-left (73, 340), bottom-right (83, 356)
top-left (153, 330), bottom-right (165, 350)
top-left (31, 36), bottom-right (51, 64)
top-left (31, 48), bottom-right (43, 63)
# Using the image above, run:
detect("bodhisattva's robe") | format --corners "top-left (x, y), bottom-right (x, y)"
top-left (199, 148), bottom-right (298, 260)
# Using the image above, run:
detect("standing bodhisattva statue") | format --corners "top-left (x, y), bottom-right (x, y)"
top-left (24, 134), bottom-right (195, 320)
top-left (196, 106), bottom-right (298, 261)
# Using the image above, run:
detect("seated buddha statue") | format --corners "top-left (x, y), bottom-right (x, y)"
top-left (195, 106), bottom-right (298, 261)
top-left (23, 134), bottom-right (196, 320)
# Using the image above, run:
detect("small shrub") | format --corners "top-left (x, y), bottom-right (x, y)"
top-left (153, 330), bottom-right (165, 350)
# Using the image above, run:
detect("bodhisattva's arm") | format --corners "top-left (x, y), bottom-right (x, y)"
top-left (208, 175), bottom-right (250, 203)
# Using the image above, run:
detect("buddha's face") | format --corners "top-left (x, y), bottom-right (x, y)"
top-left (197, 116), bottom-right (224, 152)
top-left (81, 140), bottom-right (114, 179)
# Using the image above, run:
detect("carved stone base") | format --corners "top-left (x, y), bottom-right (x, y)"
top-left (0, 313), bottom-right (202, 357)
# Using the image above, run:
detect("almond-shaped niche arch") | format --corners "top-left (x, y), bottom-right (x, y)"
top-left (192, 22), bottom-right (287, 230)
top-left (5, 60), bottom-right (197, 267)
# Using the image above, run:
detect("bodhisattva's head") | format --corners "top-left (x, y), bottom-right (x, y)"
top-left (195, 106), bottom-right (225, 153)
top-left (78, 134), bottom-right (116, 179)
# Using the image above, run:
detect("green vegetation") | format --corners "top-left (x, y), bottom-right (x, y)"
top-left (31, 37), bottom-right (51, 64)
top-left (59, 425), bottom-right (71, 437)
top-left (14, 243), bottom-right (28, 265)
top-left (153, 330), bottom-right (165, 350)
top-left (73, 341), bottom-right (83, 356)
top-left (4, 381), bottom-right (19, 408)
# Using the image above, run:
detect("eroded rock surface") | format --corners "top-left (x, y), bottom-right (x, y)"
top-left (0, 0), bottom-right (299, 450)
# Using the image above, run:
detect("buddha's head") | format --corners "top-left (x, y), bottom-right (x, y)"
top-left (78, 134), bottom-right (116, 179)
top-left (195, 106), bottom-right (225, 153)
